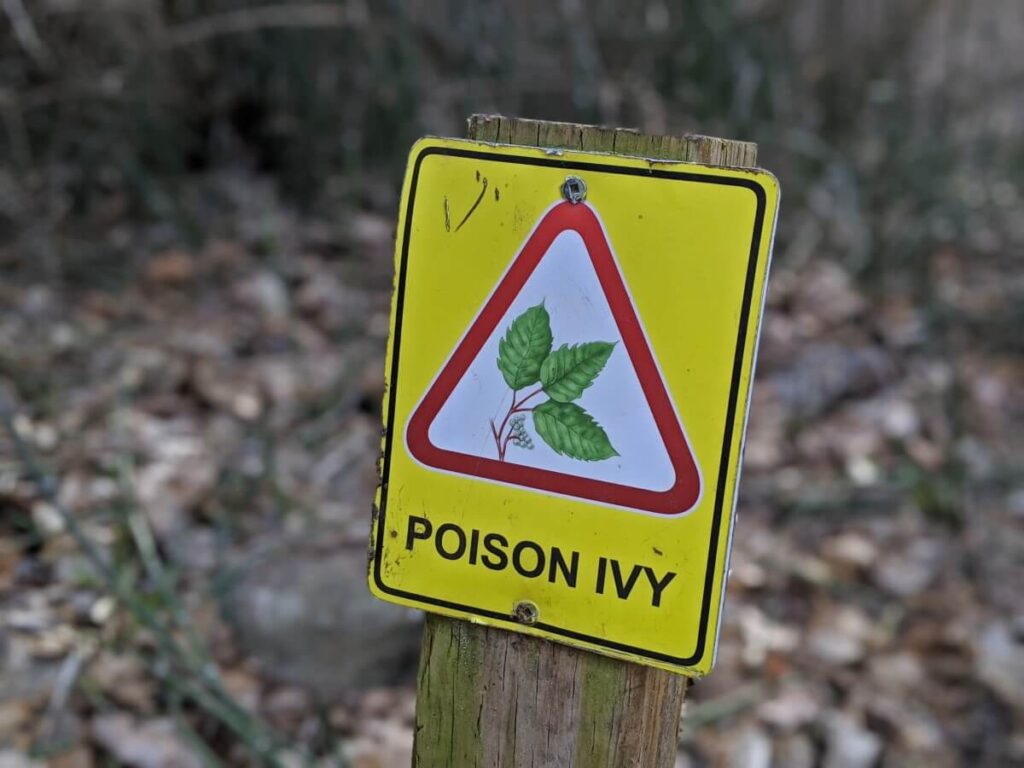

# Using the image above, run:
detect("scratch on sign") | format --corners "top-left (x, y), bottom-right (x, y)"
top-left (454, 175), bottom-right (488, 232)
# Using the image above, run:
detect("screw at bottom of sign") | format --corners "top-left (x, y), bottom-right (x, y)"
top-left (512, 600), bottom-right (539, 625)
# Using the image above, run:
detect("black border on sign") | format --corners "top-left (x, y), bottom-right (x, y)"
top-left (372, 144), bottom-right (769, 668)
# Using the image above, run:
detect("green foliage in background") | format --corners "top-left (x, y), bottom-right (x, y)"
top-left (0, 0), bottom-right (1020, 316)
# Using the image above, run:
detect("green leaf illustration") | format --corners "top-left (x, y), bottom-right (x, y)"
top-left (540, 341), bottom-right (615, 403)
top-left (532, 400), bottom-right (618, 461)
top-left (496, 304), bottom-right (553, 390)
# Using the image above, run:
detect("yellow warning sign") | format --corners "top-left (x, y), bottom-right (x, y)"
top-left (369, 137), bottom-right (780, 675)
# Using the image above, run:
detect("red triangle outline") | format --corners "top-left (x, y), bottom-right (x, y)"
top-left (405, 201), bottom-right (701, 515)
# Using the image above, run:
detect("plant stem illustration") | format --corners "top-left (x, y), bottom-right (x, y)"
top-left (491, 302), bottom-right (618, 462)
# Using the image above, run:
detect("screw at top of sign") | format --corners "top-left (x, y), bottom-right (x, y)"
top-left (561, 176), bottom-right (587, 204)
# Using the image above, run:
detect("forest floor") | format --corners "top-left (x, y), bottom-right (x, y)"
top-left (0, 169), bottom-right (1021, 767)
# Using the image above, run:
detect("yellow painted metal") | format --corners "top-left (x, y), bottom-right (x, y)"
top-left (369, 137), bottom-right (780, 676)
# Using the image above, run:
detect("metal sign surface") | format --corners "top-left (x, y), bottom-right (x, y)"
top-left (369, 137), bottom-right (779, 675)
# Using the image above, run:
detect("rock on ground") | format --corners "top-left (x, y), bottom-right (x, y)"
top-left (222, 537), bottom-right (422, 696)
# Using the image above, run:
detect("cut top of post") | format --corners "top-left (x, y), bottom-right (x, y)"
top-left (466, 114), bottom-right (758, 168)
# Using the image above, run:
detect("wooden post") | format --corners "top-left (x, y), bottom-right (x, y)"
top-left (411, 115), bottom-right (758, 768)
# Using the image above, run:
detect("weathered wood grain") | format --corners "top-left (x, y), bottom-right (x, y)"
top-left (413, 115), bottom-right (758, 768)
top-left (466, 114), bottom-right (757, 166)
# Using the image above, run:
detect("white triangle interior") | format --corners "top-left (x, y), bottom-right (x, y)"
top-left (425, 229), bottom-right (677, 493)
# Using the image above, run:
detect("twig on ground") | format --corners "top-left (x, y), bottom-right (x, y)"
top-left (679, 682), bottom-right (767, 742)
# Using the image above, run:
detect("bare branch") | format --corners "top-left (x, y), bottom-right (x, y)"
top-left (162, 3), bottom-right (362, 48)
top-left (2, 0), bottom-right (54, 69)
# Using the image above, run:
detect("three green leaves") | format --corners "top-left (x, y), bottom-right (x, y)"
top-left (495, 303), bottom-right (618, 462)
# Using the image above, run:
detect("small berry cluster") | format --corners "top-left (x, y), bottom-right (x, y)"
top-left (508, 415), bottom-right (534, 450)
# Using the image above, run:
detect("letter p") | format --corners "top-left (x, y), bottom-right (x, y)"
top-left (406, 516), bottom-right (433, 551)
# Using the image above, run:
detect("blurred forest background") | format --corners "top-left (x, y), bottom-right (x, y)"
top-left (0, 1), bottom-right (1022, 766)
